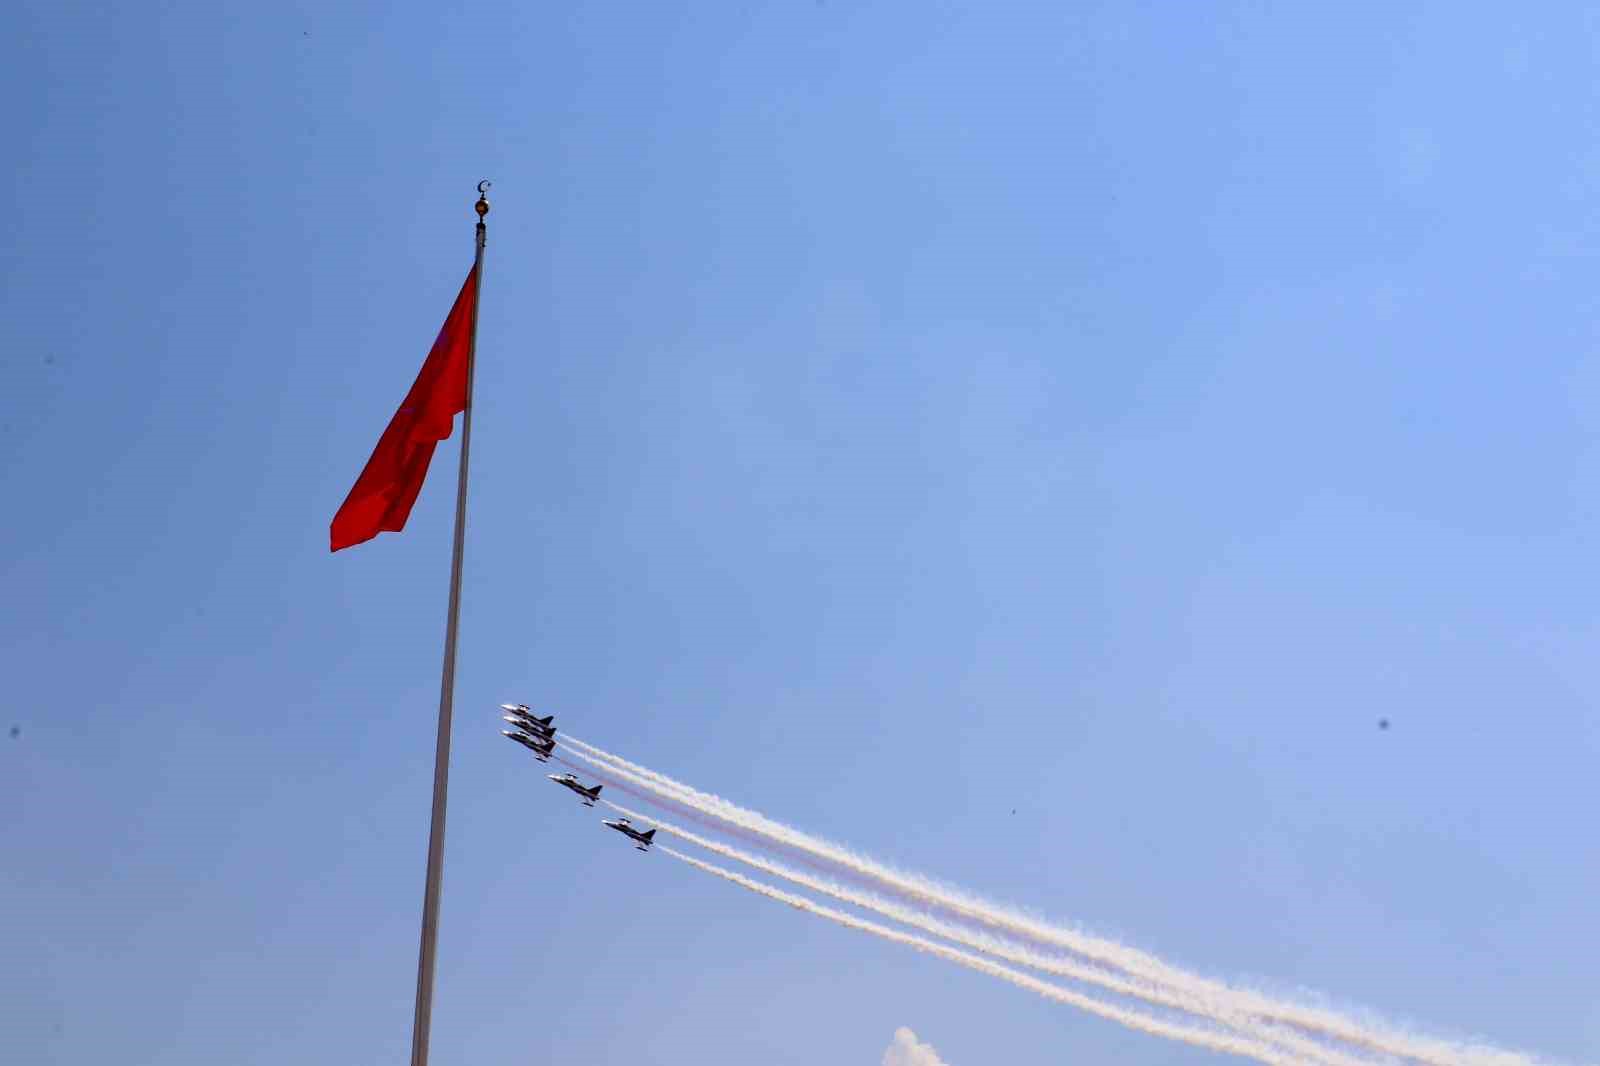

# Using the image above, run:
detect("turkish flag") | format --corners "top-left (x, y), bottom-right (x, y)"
top-left (330, 266), bottom-right (478, 552)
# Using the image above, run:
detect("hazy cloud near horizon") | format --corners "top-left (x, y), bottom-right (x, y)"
top-left (882, 1027), bottom-right (950, 1066)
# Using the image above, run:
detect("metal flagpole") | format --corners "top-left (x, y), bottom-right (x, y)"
top-left (409, 181), bottom-right (490, 1066)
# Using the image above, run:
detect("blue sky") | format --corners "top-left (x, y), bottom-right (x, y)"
top-left (4, 2), bottom-right (1598, 1063)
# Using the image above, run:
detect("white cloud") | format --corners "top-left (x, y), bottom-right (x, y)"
top-left (882, 1027), bottom-right (949, 1066)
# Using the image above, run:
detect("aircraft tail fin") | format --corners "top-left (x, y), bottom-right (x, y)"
top-left (588, 784), bottom-right (603, 798)
top-left (641, 829), bottom-right (656, 842)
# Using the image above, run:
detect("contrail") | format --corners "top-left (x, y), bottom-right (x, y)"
top-left (561, 736), bottom-right (1534, 1066)
top-left (611, 802), bottom-right (1365, 1066)
top-left (564, 756), bottom-right (876, 884)
top-left (659, 846), bottom-right (1312, 1066)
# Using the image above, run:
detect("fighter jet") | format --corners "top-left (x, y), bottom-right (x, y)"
top-left (602, 817), bottom-right (657, 852)
top-left (501, 713), bottom-right (555, 738)
top-left (500, 702), bottom-right (549, 719)
top-left (502, 730), bottom-right (555, 761)
top-left (547, 772), bottom-right (602, 807)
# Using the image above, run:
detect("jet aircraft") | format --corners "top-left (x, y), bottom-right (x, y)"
top-left (602, 817), bottom-right (657, 851)
top-left (501, 705), bottom-right (555, 734)
top-left (547, 773), bottom-right (602, 807)
top-left (502, 730), bottom-right (555, 761)
top-left (502, 713), bottom-right (555, 738)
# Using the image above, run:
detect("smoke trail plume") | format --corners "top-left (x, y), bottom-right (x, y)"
top-left (660, 846), bottom-right (1310, 1066)
top-left (609, 802), bottom-right (1363, 1066)
top-left (562, 755), bottom-right (841, 868)
top-left (561, 737), bottom-right (1533, 1066)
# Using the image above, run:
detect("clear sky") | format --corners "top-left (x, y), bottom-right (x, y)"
top-left (4, 2), bottom-right (1597, 1063)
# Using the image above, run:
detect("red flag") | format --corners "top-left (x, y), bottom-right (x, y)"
top-left (331, 266), bottom-right (479, 552)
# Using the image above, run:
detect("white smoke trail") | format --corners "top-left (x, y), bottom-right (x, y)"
top-left (558, 755), bottom-right (817, 862)
top-left (659, 846), bottom-right (1312, 1066)
top-left (562, 736), bottom-right (1533, 1066)
top-left (611, 802), bottom-right (1365, 1066)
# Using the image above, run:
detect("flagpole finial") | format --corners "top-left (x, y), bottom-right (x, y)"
top-left (475, 181), bottom-right (491, 220)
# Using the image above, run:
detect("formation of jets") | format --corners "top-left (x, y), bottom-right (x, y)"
top-left (497, 703), bottom-right (656, 852)
top-left (500, 703), bottom-right (555, 762)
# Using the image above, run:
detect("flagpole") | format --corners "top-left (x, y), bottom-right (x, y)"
top-left (409, 182), bottom-right (489, 1066)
